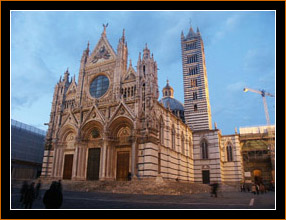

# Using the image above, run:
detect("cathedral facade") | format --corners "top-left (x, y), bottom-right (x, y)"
top-left (41, 26), bottom-right (243, 184)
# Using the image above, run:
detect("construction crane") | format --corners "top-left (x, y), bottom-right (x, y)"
top-left (243, 87), bottom-right (275, 125)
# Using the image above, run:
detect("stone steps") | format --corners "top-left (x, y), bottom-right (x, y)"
top-left (12, 178), bottom-right (237, 195)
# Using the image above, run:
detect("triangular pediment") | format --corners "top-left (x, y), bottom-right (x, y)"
top-left (109, 101), bottom-right (135, 123)
top-left (87, 36), bottom-right (116, 66)
top-left (65, 80), bottom-right (77, 100)
top-left (82, 105), bottom-right (106, 126)
top-left (61, 110), bottom-right (79, 129)
top-left (124, 65), bottom-right (137, 82)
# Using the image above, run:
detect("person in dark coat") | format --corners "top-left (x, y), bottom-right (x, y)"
top-left (210, 182), bottom-right (219, 198)
top-left (43, 181), bottom-right (63, 209)
top-left (23, 182), bottom-right (35, 209)
top-left (20, 181), bottom-right (29, 206)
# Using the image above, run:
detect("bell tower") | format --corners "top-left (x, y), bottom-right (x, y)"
top-left (181, 26), bottom-right (212, 131)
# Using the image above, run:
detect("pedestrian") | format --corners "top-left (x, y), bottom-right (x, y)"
top-left (259, 184), bottom-right (265, 194)
top-left (19, 181), bottom-right (29, 207)
top-left (23, 182), bottom-right (35, 209)
top-left (210, 182), bottom-right (219, 198)
top-left (43, 181), bottom-right (63, 209)
top-left (251, 184), bottom-right (256, 195)
top-left (256, 184), bottom-right (260, 195)
top-left (127, 172), bottom-right (132, 181)
top-left (35, 180), bottom-right (42, 199)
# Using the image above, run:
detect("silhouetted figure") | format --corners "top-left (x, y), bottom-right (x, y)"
top-left (210, 182), bottom-right (219, 198)
top-left (23, 182), bottom-right (35, 209)
top-left (127, 172), bottom-right (132, 181)
top-left (35, 180), bottom-right (42, 199)
top-left (43, 181), bottom-right (63, 209)
top-left (251, 184), bottom-right (257, 195)
top-left (20, 181), bottom-right (29, 206)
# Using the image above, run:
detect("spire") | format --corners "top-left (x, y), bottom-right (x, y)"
top-left (64, 68), bottom-right (70, 82)
top-left (197, 26), bottom-right (200, 33)
top-left (102, 23), bottom-right (108, 37)
top-left (129, 59), bottom-right (132, 67)
top-left (122, 28), bottom-right (125, 42)
top-left (181, 30), bottom-right (185, 39)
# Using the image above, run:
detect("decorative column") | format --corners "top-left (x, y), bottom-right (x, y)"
top-left (100, 138), bottom-right (108, 180)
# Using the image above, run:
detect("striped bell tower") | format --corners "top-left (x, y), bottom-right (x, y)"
top-left (181, 26), bottom-right (212, 131)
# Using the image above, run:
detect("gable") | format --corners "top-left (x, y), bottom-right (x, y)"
top-left (87, 36), bottom-right (116, 66)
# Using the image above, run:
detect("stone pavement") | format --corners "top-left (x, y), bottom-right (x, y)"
top-left (11, 187), bottom-right (275, 209)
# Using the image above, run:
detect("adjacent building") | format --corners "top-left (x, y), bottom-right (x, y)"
top-left (11, 119), bottom-right (46, 179)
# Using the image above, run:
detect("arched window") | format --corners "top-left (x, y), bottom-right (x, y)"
top-left (194, 104), bottom-right (198, 111)
top-left (226, 142), bottom-right (233, 162)
top-left (201, 139), bottom-right (208, 159)
top-left (189, 138), bottom-right (192, 158)
top-left (181, 134), bottom-right (185, 155)
top-left (159, 117), bottom-right (164, 145)
top-left (171, 126), bottom-right (175, 150)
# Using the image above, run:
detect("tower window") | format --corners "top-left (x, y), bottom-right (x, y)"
top-left (188, 66), bottom-right (198, 75)
top-left (190, 79), bottom-right (197, 87)
top-left (226, 143), bottom-right (233, 162)
top-left (193, 92), bottom-right (197, 100)
top-left (187, 55), bottom-right (197, 64)
top-left (143, 65), bottom-right (145, 75)
top-left (201, 139), bottom-right (208, 159)
top-left (185, 42), bottom-right (196, 50)
top-left (194, 104), bottom-right (198, 111)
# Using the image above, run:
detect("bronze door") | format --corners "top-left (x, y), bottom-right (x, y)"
top-left (116, 151), bottom-right (130, 181)
top-left (87, 148), bottom-right (101, 180)
top-left (63, 154), bottom-right (73, 179)
top-left (202, 170), bottom-right (210, 184)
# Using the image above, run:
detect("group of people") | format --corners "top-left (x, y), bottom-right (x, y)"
top-left (240, 182), bottom-right (271, 195)
top-left (19, 180), bottom-right (63, 209)
top-left (19, 180), bottom-right (41, 209)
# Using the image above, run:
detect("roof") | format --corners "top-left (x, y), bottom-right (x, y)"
top-left (160, 97), bottom-right (184, 111)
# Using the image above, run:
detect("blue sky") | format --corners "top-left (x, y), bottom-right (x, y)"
top-left (11, 11), bottom-right (275, 135)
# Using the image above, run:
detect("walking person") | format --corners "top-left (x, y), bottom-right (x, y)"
top-left (23, 182), bottom-right (35, 209)
top-left (251, 184), bottom-right (257, 195)
top-left (19, 181), bottom-right (28, 207)
top-left (43, 181), bottom-right (63, 209)
top-left (210, 182), bottom-right (219, 198)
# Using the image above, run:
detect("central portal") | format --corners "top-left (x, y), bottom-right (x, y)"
top-left (116, 151), bottom-right (130, 181)
top-left (87, 148), bottom-right (101, 180)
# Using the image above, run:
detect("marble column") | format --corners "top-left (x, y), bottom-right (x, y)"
top-left (100, 139), bottom-right (107, 180)
top-left (131, 140), bottom-right (136, 176)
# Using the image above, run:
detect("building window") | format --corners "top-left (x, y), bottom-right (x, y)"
top-left (159, 118), bottom-right (164, 145)
top-left (193, 92), bottom-right (197, 100)
top-left (89, 75), bottom-right (109, 98)
top-left (189, 138), bottom-right (192, 158)
top-left (201, 139), bottom-right (208, 159)
top-left (190, 78), bottom-right (197, 87)
top-left (186, 42), bottom-right (196, 50)
top-left (188, 66), bottom-right (198, 75)
top-left (171, 127), bottom-right (175, 150)
top-left (181, 134), bottom-right (185, 155)
top-left (194, 104), bottom-right (198, 111)
top-left (226, 143), bottom-right (233, 162)
top-left (187, 54), bottom-right (197, 64)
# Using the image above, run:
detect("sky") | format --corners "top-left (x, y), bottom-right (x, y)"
top-left (11, 10), bottom-right (275, 135)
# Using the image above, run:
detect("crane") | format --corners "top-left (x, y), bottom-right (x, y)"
top-left (243, 87), bottom-right (275, 126)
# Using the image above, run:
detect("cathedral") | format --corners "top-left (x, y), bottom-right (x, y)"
top-left (41, 25), bottom-right (243, 184)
